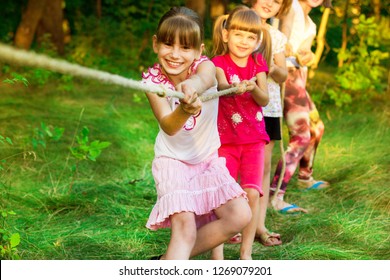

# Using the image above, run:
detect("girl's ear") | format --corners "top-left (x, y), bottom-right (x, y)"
top-left (152, 35), bottom-right (158, 54)
top-left (196, 43), bottom-right (205, 59)
top-left (222, 29), bottom-right (229, 43)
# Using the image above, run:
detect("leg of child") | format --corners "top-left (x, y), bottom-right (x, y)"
top-left (210, 244), bottom-right (224, 260)
top-left (165, 212), bottom-right (197, 260)
top-left (255, 141), bottom-right (281, 245)
top-left (258, 141), bottom-right (274, 233)
top-left (240, 188), bottom-right (260, 260)
top-left (190, 196), bottom-right (251, 258)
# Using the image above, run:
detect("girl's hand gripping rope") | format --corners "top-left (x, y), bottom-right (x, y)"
top-left (178, 84), bottom-right (202, 116)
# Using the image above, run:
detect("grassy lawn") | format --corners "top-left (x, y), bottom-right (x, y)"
top-left (0, 69), bottom-right (389, 260)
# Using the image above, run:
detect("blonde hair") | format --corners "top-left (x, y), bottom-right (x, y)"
top-left (212, 5), bottom-right (272, 66)
top-left (155, 7), bottom-right (204, 50)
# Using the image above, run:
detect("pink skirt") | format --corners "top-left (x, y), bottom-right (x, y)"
top-left (146, 152), bottom-right (246, 230)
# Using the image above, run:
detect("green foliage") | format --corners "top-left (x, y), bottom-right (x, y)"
top-left (2, 73), bottom-right (29, 87)
top-left (70, 126), bottom-right (111, 162)
top-left (0, 210), bottom-right (20, 260)
top-left (32, 122), bottom-right (65, 149)
top-left (0, 135), bottom-right (13, 172)
top-left (328, 16), bottom-right (389, 106)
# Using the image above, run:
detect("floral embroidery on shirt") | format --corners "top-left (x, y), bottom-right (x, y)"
top-left (231, 113), bottom-right (243, 125)
top-left (230, 74), bottom-right (241, 84)
top-left (142, 56), bottom-right (209, 132)
top-left (256, 111), bottom-right (263, 122)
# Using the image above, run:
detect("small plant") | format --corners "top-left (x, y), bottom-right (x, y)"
top-left (68, 126), bottom-right (111, 192)
top-left (32, 122), bottom-right (64, 149)
top-left (70, 126), bottom-right (111, 162)
top-left (0, 210), bottom-right (20, 260)
top-left (2, 73), bottom-right (29, 87)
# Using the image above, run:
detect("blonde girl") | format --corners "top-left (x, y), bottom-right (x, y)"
top-left (210, 5), bottom-right (271, 260)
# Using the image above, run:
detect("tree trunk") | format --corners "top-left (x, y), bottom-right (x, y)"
top-left (339, 0), bottom-right (350, 68)
top-left (185, 0), bottom-right (206, 19)
top-left (36, 0), bottom-right (64, 54)
top-left (14, 0), bottom-right (64, 55)
top-left (372, 0), bottom-right (381, 21)
top-left (310, 7), bottom-right (331, 73)
top-left (96, 0), bottom-right (102, 19)
top-left (14, 0), bottom-right (47, 50)
top-left (210, 0), bottom-right (227, 20)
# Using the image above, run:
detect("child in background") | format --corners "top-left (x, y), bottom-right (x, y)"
top-left (143, 6), bottom-right (251, 260)
top-left (210, 5), bottom-right (271, 260)
top-left (250, 0), bottom-right (293, 246)
top-left (269, 0), bottom-right (332, 214)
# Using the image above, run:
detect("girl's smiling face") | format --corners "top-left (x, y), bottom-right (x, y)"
top-left (223, 29), bottom-right (259, 65)
top-left (153, 34), bottom-right (202, 84)
top-left (306, 0), bottom-right (324, 8)
top-left (253, 0), bottom-right (283, 20)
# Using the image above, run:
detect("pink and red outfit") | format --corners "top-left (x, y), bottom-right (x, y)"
top-left (142, 56), bottom-right (246, 230)
top-left (212, 53), bottom-right (269, 195)
top-left (270, 0), bottom-right (325, 196)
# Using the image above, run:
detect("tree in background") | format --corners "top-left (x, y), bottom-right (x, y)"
top-left (14, 0), bottom-right (64, 54)
top-left (326, 0), bottom-right (389, 106)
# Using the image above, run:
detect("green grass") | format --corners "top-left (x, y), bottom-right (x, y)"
top-left (0, 71), bottom-right (389, 260)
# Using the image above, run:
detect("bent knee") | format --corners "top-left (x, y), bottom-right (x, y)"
top-left (228, 198), bottom-right (252, 232)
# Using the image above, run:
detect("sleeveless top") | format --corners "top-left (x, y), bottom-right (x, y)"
top-left (142, 56), bottom-right (220, 164)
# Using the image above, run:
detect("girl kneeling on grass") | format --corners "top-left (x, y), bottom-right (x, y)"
top-left (142, 6), bottom-right (251, 260)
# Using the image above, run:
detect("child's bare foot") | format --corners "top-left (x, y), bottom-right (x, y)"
top-left (271, 197), bottom-right (308, 214)
top-left (298, 177), bottom-right (330, 190)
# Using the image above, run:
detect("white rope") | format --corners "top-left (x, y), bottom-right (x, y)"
top-left (0, 43), bottom-right (184, 98)
top-left (0, 43), bottom-right (255, 102)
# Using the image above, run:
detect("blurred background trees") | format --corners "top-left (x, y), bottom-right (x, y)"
top-left (0, 0), bottom-right (389, 105)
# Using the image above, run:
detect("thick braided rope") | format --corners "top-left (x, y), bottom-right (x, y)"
top-left (0, 43), bottom-right (185, 98)
top-left (0, 43), bottom-right (248, 101)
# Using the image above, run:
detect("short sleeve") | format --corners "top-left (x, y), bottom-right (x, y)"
top-left (270, 26), bottom-right (287, 55)
top-left (211, 55), bottom-right (225, 69)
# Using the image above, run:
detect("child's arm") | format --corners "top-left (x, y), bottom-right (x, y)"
top-left (242, 72), bottom-right (269, 107)
top-left (215, 67), bottom-right (232, 91)
top-left (145, 60), bottom-right (215, 136)
top-left (176, 60), bottom-right (217, 96)
top-left (279, 7), bottom-right (295, 57)
top-left (269, 51), bottom-right (287, 84)
top-left (215, 67), bottom-right (247, 95)
top-left (296, 35), bottom-right (316, 66)
top-left (145, 84), bottom-right (201, 136)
